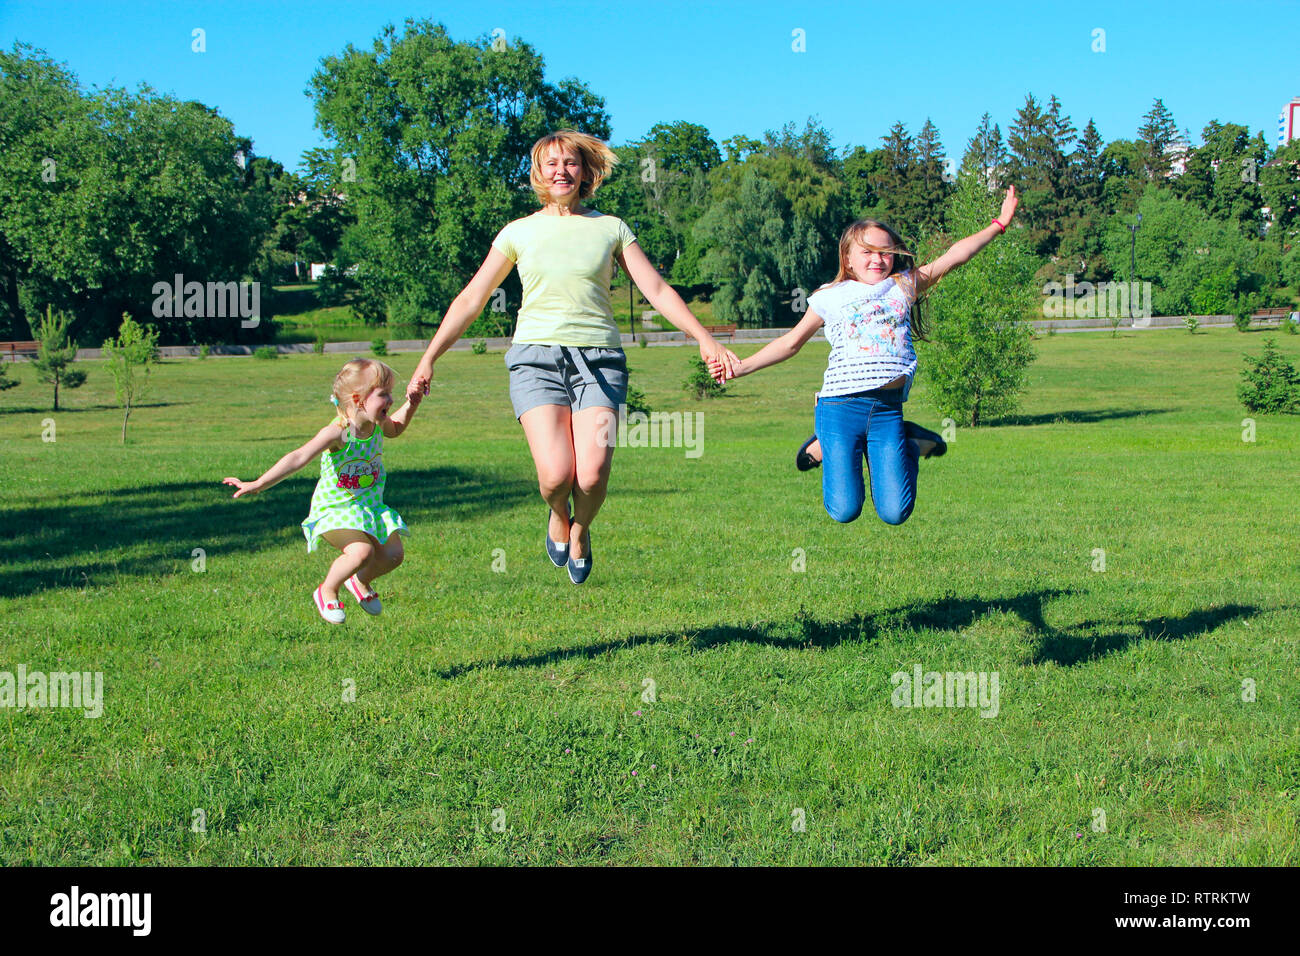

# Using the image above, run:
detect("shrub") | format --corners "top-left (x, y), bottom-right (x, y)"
top-left (471, 339), bottom-right (487, 355)
top-left (197, 344), bottom-right (210, 360)
top-left (1183, 315), bottom-right (1200, 334)
top-left (624, 380), bottom-right (652, 417)
top-left (371, 338), bottom-right (388, 357)
top-left (1238, 338), bottom-right (1300, 414)
top-left (1284, 314), bottom-right (1298, 335)
top-left (683, 356), bottom-right (726, 400)
top-left (638, 337), bottom-right (649, 348)
top-left (1232, 309), bottom-right (1252, 332)
top-left (253, 346), bottom-right (279, 360)
top-left (313, 333), bottom-right (326, 355)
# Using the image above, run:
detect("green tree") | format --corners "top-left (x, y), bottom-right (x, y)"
top-left (308, 19), bottom-right (610, 327)
top-left (0, 44), bottom-right (271, 344)
top-left (1258, 139), bottom-right (1300, 248)
top-left (30, 305), bottom-right (86, 410)
top-left (1174, 121), bottom-right (1268, 236)
top-left (1005, 93), bottom-right (1076, 261)
top-left (920, 173), bottom-right (1037, 426)
top-left (102, 314), bottom-right (160, 443)
top-left (1137, 98), bottom-right (1179, 182)
top-left (960, 112), bottom-right (1006, 191)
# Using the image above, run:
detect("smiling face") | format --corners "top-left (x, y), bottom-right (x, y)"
top-left (847, 226), bottom-right (898, 285)
top-left (354, 385), bottom-right (392, 426)
top-left (540, 144), bottom-right (584, 206)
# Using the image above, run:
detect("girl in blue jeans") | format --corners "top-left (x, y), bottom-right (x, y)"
top-left (711, 187), bottom-right (1019, 525)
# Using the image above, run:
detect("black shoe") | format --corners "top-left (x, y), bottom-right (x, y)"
top-left (904, 421), bottom-right (947, 459)
top-left (567, 534), bottom-right (592, 585)
top-left (796, 435), bottom-right (822, 471)
top-left (545, 511), bottom-right (570, 567)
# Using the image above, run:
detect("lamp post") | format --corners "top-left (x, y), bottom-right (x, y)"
top-left (1128, 212), bottom-right (1143, 323)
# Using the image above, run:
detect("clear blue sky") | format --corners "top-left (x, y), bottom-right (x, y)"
top-left (3, 0), bottom-right (1297, 172)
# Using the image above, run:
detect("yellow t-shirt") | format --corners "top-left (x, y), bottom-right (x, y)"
top-left (492, 211), bottom-right (637, 347)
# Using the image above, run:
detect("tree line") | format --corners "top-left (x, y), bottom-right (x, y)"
top-left (2, 20), bottom-right (1298, 345)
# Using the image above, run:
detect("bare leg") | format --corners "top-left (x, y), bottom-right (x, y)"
top-left (319, 529), bottom-right (376, 602)
top-left (520, 404), bottom-right (577, 547)
top-left (568, 405), bottom-right (617, 559)
top-left (354, 532), bottom-right (404, 593)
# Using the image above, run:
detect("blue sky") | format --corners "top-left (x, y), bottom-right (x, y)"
top-left (3, 0), bottom-right (1297, 172)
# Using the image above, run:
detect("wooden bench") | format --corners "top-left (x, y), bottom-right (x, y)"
top-left (704, 324), bottom-right (737, 341)
top-left (0, 341), bottom-right (38, 361)
top-left (1251, 308), bottom-right (1297, 324)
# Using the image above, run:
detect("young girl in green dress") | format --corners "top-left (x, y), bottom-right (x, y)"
top-left (223, 358), bottom-right (424, 624)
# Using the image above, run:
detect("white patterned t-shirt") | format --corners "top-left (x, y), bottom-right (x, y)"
top-left (808, 272), bottom-right (918, 397)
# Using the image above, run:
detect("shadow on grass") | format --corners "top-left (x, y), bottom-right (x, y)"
top-left (991, 408), bottom-right (1176, 427)
top-left (437, 589), bottom-right (1263, 678)
top-left (1, 466), bottom-right (535, 597)
top-left (0, 400), bottom-right (188, 414)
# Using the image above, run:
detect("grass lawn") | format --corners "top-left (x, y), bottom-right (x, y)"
top-left (1, 327), bottom-right (1297, 865)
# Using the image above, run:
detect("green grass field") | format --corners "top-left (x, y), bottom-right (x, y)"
top-left (1, 328), bottom-right (1297, 865)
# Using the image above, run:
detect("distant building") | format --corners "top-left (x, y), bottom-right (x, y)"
top-left (1163, 130), bottom-right (1192, 177)
top-left (1279, 97), bottom-right (1300, 145)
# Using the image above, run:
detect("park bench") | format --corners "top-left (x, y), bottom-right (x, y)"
top-left (1251, 307), bottom-right (1297, 325)
top-left (704, 324), bottom-right (737, 341)
top-left (0, 341), bottom-right (38, 361)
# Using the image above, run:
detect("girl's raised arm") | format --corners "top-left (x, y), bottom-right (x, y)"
top-left (710, 308), bottom-right (825, 382)
top-left (914, 186), bottom-right (1019, 298)
top-left (223, 423), bottom-right (343, 498)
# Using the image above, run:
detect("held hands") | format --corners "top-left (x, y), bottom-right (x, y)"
top-left (406, 377), bottom-right (425, 408)
top-left (412, 359), bottom-right (434, 397)
top-left (222, 476), bottom-right (261, 499)
top-left (699, 340), bottom-right (740, 385)
top-left (997, 186), bottom-right (1019, 228)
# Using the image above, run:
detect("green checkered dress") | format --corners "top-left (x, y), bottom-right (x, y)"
top-left (301, 420), bottom-right (408, 552)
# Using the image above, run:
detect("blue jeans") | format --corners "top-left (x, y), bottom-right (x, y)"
top-left (814, 389), bottom-right (917, 525)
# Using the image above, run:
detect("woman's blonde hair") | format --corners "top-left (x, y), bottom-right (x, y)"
top-left (529, 129), bottom-right (618, 206)
top-left (829, 219), bottom-right (927, 340)
top-left (330, 358), bottom-right (396, 422)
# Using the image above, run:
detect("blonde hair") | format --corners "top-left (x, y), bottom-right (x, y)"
top-left (330, 358), bottom-right (396, 424)
top-left (529, 129), bottom-right (618, 206)
top-left (828, 219), bottom-right (927, 340)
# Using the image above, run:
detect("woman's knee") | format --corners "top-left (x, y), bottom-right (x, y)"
top-left (574, 460), bottom-right (610, 495)
top-left (537, 468), bottom-right (573, 500)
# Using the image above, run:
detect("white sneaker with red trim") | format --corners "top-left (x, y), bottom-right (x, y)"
top-left (313, 586), bottom-right (346, 624)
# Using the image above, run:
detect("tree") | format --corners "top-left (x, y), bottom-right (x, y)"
top-left (0, 361), bottom-right (16, 392)
top-left (0, 44), bottom-right (271, 345)
top-left (913, 119), bottom-right (951, 237)
top-left (694, 123), bottom-right (845, 326)
top-left (1137, 98), bottom-right (1179, 181)
top-left (101, 314), bottom-right (160, 443)
top-left (1005, 94), bottom-right (1075, 260)
top-left (1259, 139), bottom-right (1300, 247)
top-left (919, 172), bottom-right (1037, 426)
top-left (308, 20), bottom-right (610, 327)
top-left (30, 305), bottom-right (85, 410)
top-left (1174, 121), bottom-right (1268, 236)
top-left (960, 112), bottom-right (1006, 191)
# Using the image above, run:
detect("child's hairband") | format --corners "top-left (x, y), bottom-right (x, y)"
top-left (330, 395), bottom-right (340, 407)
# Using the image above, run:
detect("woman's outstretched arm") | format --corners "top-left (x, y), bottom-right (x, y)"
top-left (413, 248), bottom-right (515, 389)
top-left (618, 241), bottom-right (740, 379)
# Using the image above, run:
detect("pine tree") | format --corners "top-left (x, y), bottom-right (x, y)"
top-left (877, 121), bottom-right (921, 228)
top-left (1006, 94), bottom-right (1058, 258)
top-left (1137, 98), bottom-right (1179, 181)
top-left (31, 305), bottom-right (86, 411)
top-left (960, 112), bottom-right (1005, 191)
top-left (914, 118), bottom-right (951, 237)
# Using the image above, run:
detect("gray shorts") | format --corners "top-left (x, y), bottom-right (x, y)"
top-left (505, 344), bottom-right (629, 419)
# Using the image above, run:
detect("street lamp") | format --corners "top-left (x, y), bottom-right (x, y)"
top-left (1128, 213), bottom-right (1143, 323)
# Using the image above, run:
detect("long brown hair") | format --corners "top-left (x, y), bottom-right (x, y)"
top-left (829, 219), bottom-right (928, 340)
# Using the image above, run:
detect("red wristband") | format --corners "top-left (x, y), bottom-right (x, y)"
top-left (991, 218), bottom-right (1006, 234)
